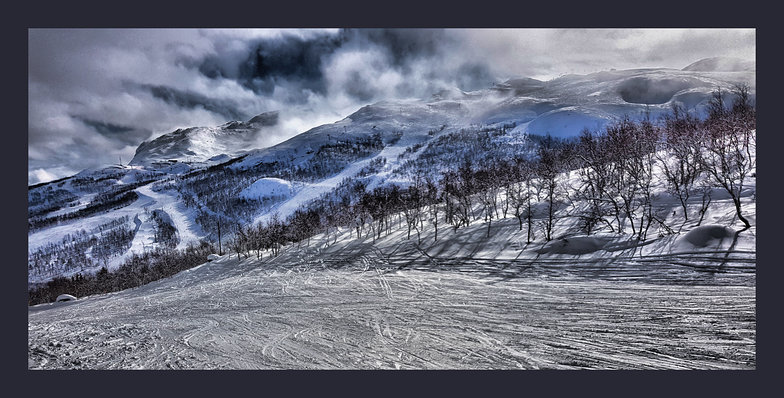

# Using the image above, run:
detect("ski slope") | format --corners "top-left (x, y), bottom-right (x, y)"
top-left (253, 143), bottom-right (410, 225)
top-left (135, 184), bottom-right (204, 250)
top-left (28, 229), bottom-right (755, 370)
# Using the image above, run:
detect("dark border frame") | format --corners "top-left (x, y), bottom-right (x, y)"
top-left (9, 0), bottom-right (780, 395)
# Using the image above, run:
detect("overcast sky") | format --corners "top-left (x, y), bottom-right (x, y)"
top-left (28, 28), bottom-right (755, 184)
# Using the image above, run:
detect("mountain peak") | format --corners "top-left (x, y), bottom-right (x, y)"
top-left (130, 114), bottom-right (278, 166)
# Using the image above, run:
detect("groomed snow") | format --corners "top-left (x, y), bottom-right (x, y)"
top-left (135, 184), bottom-right (204, 251)
top-left (28, 215), bottom-right (755, 369)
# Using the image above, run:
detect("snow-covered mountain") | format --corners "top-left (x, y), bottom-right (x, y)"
top-left (130, 62), bottom-right (755, 167)
top-left (130, 111), bottom-right (279, 166)
top-left (27, 60), bottom-right (755, 284)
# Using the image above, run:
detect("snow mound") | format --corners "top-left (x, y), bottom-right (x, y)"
top-left (536, 236), bottom-right (609, 255)
top-left (676, 225), bottom-right (737, 249)
top-left (56, 294), bottom-right (76, 302)
top-left (238, 178), bottom-right (293, 201)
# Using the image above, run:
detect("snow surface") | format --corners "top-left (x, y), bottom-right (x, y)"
top-left (28, 212), bottom-right (755, 369)
top-left (252, 143), bottom-right (410, 225)
top-left (238, 178), bottom-right (293, 201)
top-left (130, 112), bottom-right (279, 166)
top-left (536, 236), bottom-right (612, 255)
top-left (674, 225), bottom-right (738, 251)
top-left (28, 180), bottom-right (207, 283)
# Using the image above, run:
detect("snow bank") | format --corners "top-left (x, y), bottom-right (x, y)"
top-left (675, 225), bottom-right (737, 250)
top-left (56, 294), bottom-right (77, 302)
top-left (536, 236), bottom-right (610, 255)
top-left (239, 178), bottom-right (293, 201)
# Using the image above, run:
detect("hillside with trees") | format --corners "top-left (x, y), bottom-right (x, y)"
top-left (28, 84), bottom-right (755, 305)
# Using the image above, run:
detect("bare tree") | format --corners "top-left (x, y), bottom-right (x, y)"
top-left (266, 214), bottom-right (285, 256)
top-left (456, 159), bottom-right (476, 227)
top-left (442, 161), bottom-right (473, 231)
top-left (535, 135), bottom-right (565, 241)
top-left (629, 114), bottom-right (661, 240)
top-left (699, 86), bottom-right (755, 230)
top-left (425, 177), bottom-right (441, 242)
top-left (508, 157), bottom-right (536, 243)
top-left (229, 224), bottom-right (245, 261)
top-left (475, 166), bottom-right (500, 237)
top-left (656, 104), bottom-right (704, 223)
top-left (574, 129), bottom-right (617, 234)
top-left (402, 172), bottom-right (425, 244)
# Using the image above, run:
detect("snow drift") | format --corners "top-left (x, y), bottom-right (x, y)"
top-left (536, 236), bottom-right (611, 255)
top-left (675, 225), bottom-right (737, 250)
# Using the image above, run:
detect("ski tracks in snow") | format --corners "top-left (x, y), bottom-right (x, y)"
top-left (135, 184), bottom-right (202, 250)
top-left (29, 249), bottom-right (755, 370)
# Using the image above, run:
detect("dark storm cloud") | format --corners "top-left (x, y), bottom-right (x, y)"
top-left (455, 63), bottom-right (496, 92)
top-left (196, 33), bottom-right (343, 96)
top-left (139, 84), bottom-right (247, 121)
top-left (28, 28), bottom-right (755, 185)
top-left (238, 34), bottom-right (343, 95)
top-left (73, 116), bottom-right (153, 146)
top-left (343, 28), bottom-right (448, 65)
top-left (192, 29), bottom-right (465, 100)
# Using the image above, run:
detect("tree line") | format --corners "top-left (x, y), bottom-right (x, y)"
top-left (28, 241), bottom-right (215, 306)
top-left (28, 216), bottom-right (137, 281)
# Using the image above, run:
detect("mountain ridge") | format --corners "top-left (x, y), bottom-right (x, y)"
top-left (124, 63), bottom-right (754, 171)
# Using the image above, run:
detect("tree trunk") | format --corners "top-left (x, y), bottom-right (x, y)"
top-left (734, 196), bottom-right (752, 230)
